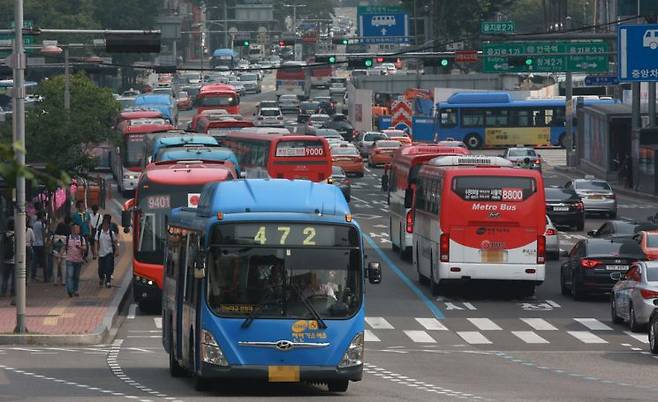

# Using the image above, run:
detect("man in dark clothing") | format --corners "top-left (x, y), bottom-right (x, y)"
top-left (1, 219), bottom-right (15, 302)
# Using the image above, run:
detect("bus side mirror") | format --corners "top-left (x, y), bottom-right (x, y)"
top-left (404, 188), bottom-right (413, 209)
top-left (367, 262), bottom-right (382, 284)
top-left (194, 256), bottom-right (206, 279)
top-left (121, 209), bottom-right (132, 233)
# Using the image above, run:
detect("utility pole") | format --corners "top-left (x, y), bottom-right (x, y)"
top-left (12, 0), bottom-right (27, 334)
top-left (283, 3), bottom-right (306, 32)
top-left (413, 0), bottom-right (420, 89)
top-left (564, 15), bottom-right (574, 166)
top-left (64, 47), bottom-right (70, 111)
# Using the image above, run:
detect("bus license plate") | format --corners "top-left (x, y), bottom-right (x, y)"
top-left (268, 365), bottom-right (300, 382)
top-left (481, 250), bottom-right (505, 263)
top-left (606, 265), bottom-right (628, 271)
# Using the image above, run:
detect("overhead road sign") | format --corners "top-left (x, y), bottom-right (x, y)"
top-left (455, 50), bottom-right (478, 63)
top-left (482, 41), bottom-right (609, 73)
top-left (357, 5), bottom-right (409, 44)
top-left (481, 21), bottom-right (515, 34)
top-left (618, 24), bottom-right (658, 82)
top-left (584, 75), bottom-right (619, 86)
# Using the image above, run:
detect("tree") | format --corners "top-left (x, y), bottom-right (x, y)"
top-left (25, 73), bottom-right (120, 174)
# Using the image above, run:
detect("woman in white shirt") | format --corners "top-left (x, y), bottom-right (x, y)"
top-left (95, 215), bottom-right (119, 288)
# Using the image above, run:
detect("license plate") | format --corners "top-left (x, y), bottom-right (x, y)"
top-left (553, 207), bottom-right (569, 212)
top-left (606, 265), bottom-right (629, 271)
top-left (588, 195), bottom-right (604, 200)
top-left (481, 250), bottom-right (505, 263)
top-left (268, 366), bottom-right (300, 382)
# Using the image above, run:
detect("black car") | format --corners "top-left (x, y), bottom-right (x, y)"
top-left (329, 166), bottom-right (351, 202)
top-left (587, 220), bottom-right (658, 238)
top-left (560, 238), bottom-right (646, 300)
top-left (323, 114), bottom-right (354, 141)
top-left (297, 101), bottom-right (320, 124)
top-left (545, 187), bottom-right (584, 230)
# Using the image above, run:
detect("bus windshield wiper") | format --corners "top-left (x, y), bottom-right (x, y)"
top-left (241, 291), bottom-right (284, 329)
top-left (289, 283), bottom-right (327, 329)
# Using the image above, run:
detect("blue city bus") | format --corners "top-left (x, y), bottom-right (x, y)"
top-left (156, 147), bottom-right (241, 174)
top-left (147, 134), bottom-right (218, 163)
top-left (210, 48), bottom-right (238, 69)
top-left (162, 179), bottom-right (381, 392)
top-left (134, 94), bottom-right (178, 124)
top-left (433, 92), bottom-right (616, 149)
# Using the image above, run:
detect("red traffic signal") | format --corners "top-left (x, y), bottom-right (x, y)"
top-left (375, 57), bottom-right (384, 63)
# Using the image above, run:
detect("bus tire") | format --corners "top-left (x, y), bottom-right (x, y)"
top-left (327, 380), bottom-right (349, 393)
top-left (429, 259), bottom-right (440, 296)
top-left (169, 339), bottom-right (185, 378)
top-left (417, 246), bottom-right (428, 285)
top-left (463, 133), bottom-right (482, 150)
top-left (390, 220), bottom-right (399, 252)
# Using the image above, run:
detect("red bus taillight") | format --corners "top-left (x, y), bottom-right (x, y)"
top-left (537, 235), bottom-right (546, 264)
top-left (405, 210), bottom-right (414, 233)
top-left (440, 233), bottom-right (449, 262)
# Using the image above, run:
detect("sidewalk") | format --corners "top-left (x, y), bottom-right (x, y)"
top-left (0, 230), bottom-right (132, 345)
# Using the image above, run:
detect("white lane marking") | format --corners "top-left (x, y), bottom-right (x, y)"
top-left (521, 318), bottom-right (558, 331)
top-left (415, 318), bottom-right (448, 331)
top-left (545, 300), bottom-right (561, 308)
top-left (625, 331), bottom-right (649, 344)
top-left (467, 318), bottom-right (502, 331)
top-left (404, 330), bottom-right (437, 343)
top-left (364, 330), bottom-right (381, 342)
top-left (127, 336), bottom-right (160, 339)
top-left (456, 331), bottom-right (492, 345)
top-left (153, 317), bottom-right (162, 329)
top-left (127, 304), bottom-right (137, 320)
top-left (512, 331), bottom-right (549, 344)
top-left (364, 167), bottom-right (371, 173)
top-left (574, 318), bottom-right (612, 331)
top-left (463, 302), bottom-right (477, 311)
top-left (365, 316), bottom-right (394, 329)
top-left (567, 331), bottom-right (608, 344)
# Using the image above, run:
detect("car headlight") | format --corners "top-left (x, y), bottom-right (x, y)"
top-left (201, 329), bottom-right (228, 366)
top-left (338, 332), bottom-right (364, 368)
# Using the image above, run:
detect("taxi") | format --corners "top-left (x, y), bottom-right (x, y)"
top-left (367, 140), bottom-right (401, 167)
top-left (331, 143), bottom-right (364, 177)
top-left (636, 231), bottom-right (658, 260)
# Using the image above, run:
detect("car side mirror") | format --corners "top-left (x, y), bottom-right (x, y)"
top-left (610, 272), bottom-right (622, 281)
top-left (121, 209), bottom-right (132, 232)
top-left (587, 230), bottom-right (596, 237)
top-left (367, 262), bottom-right (382, 284)
top-left (404, 187), bottom-right (413, 209)
top-left (560, 249), bottom-right (569, 258)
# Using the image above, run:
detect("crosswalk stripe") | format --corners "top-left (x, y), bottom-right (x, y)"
top-left (574, 318), bottom-right (612, 331)
top-left (404, 330), bottom-right (437, 343)
top-left (364, 330), bottom-right (381, 342)
top-left (153, 317), bottom-right (162, 329)
top-left (567, 331), bottom-right (608, 344)
top-left (456, 331), bottom-right (492, 345)
top-left (521, 318), bottom-right (558, 331)
top-left (512, 331), bottom-right (550, 344)
top-left (365, 316), bottom-right (394, 329)
top-left (625, 331), bottom-right (649, 344)
top-left (415, 318), bottom-right (448, 331)
top-left (467, 318), bottom-right (502, 331)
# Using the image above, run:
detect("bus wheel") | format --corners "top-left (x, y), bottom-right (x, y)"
top-left (327, 380), bottom-right (349, 393)
top-left (429, 266), bottom-right (440, 296)
top-left (463, 133), bottom-right (482, 150)
top-left (390, 222), bottom-right (399, 252)
top-left (169, 346), bottom-right (185, 377)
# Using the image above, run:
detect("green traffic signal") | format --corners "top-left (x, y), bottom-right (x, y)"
top-left (341, 39), bottom-right (349, 45)
top-left (440, 58), bottom-right (449, 67)
top-left (328, 55), bottom-right (337, 64)
top-left (364, 58), bottom-right (373, 68)
top-left (525, 58), bottom-right (533, 66)
top-left (242, 40), bottom-right (250, 47)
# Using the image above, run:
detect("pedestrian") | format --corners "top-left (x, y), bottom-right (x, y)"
top-left (25, 221), bottom-right (35, 279)
top-left (71, 201), bottom-right (91, 260)
top-left (1, 218), bottom-right (15, 303)
top-left (95, 214), bottom-right (119, 288)
top-left (381, 164), bottom-right (389, 192)
top-left (31, 213), bottom-right (48, 282)
top-left (51, 216), bottom-right (70, 286)
top-left (64, 223), bottom-right (87, 297)
top-left (89, 205), bottom-right (102, 260)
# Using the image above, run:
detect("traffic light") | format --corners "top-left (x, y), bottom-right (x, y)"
top-left (316, 55), bottom-right (337, 64)
top-left (105, 33), bottom-right (161, 53)
top-left (279, 39), bottom-right (295, 47)
top-left (154, 65), bottom-right (177, 74)
top-left (332, 38), bottom-right (349, 45)
top-left (508, 55), bottom-right (533, 69)
top-left (378, 56), bottom-right (398, 63)
top-left (242, 40), bottom-right (250, 47)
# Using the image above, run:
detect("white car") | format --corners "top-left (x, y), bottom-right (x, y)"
top-left (308, 114), bottom-right (331, 127)
top-left (255, 107), bottom-right (284, 127)
top-left (545, 215), bottom-right (559, 259)
top-left (381, 62), bottom-right (397, 74)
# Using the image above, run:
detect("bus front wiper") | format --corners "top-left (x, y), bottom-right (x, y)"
top-left (289, 283), bottom-right (327, 329)
top-left (241, 293), bottom-right (284, 329)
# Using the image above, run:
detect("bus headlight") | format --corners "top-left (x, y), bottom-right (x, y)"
top-left (338, 332), bottom-right (364, 368)
top-left (201, 330), bottom-right (228, 366)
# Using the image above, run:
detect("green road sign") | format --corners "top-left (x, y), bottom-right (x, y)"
top-left (481, 21), bottom-right (515, 34)
top-left (482, 41), bottom-right (609, 73)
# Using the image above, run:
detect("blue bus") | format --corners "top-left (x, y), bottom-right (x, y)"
top-left (156, 147), bottom-right (240, 174)
top-left (210, 48), bottom-right (237, 69)
top-left (148, 134), bottom-right (218, 162)
top-left (434, 92), bottom-right (616, 149)
top-left (134, 94), bottom-right (178, 125)
top-left (162, 179), bottom-right (381, 392)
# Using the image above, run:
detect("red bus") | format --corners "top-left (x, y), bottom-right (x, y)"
top-left (115, 109), bottom-right (166, 126)
top-left (195, 83), bottom-right (240, 114)
top-left (222, 131), bottom-right (331, 181)
top-left (412, 156), bottom-right (546, 297)
top-left (112, 120), bottom-right (176, 197)
top-left (195, 116), bottom-right (254, 139)
top-left (387, 145), bottom-right (470, 259)
top-left (122, 160), bottom-right (236, 311)
top-left (309, 58), bottom-right (333, 88)
top-left (275, 61), bottom-right (311, 99)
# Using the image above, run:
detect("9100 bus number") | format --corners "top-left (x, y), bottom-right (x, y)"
top-left (501, 188), bottom-right (523, 201)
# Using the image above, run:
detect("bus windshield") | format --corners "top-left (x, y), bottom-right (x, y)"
top-left (207, 223), bottom-right (362, 319)
top-left (199, 95), bottom-right (238, 107)
top-left (123, 135), bottom-right (146, 168)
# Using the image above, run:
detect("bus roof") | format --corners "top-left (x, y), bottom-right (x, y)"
top-left (199, 83), bottom-right (236, 94)
top-left (226, 132), bottom-right (317, 142)
top-left (397, 144), bottom-right (470, 157)
top-left (153, 134), bottom-right (218, 148)
top-left (196, 179), bottom-right (350, 218)
top-left (428, 155), bottom-right (513, 167)
top-left (143, 161), bottom-right (235, 185)
top-left (157, 146), bottom-right (239, 170)
top-left (121, 123), bottom-right (176, 134)
top-left (119, 110), bottom-right (163, 121)
top-left (439, 91), bottom-right (616, 109)
top-left (212, 48), bottom-right (237, 57)
top-left (134, 94), bottom-right (174, 106)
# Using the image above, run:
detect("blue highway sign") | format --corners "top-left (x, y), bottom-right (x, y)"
top-left (618, 24), bottom-right (658, 82)
top-left (584, 75), bottom-right (619, 86)
top-left (357, 5), bottom-right (409, 44)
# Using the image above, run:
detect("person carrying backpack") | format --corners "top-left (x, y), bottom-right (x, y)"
top-left (1, 218), bottom-right (15, 302)
top-left (89, 205), bottom-right (102, 260)
top-left (95, 215), bottom-right (119, 288)
top-left (64, 223), bottom-right (87, 297)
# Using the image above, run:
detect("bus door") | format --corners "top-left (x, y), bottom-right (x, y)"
top-left (175, 233), bottom-right (188, 361)
top-left (182, 232), bottom-right (201, 369)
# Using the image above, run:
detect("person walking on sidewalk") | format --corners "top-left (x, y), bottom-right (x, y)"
top-left (89, 205), bottom-right (102, 260)
top-left (51, 216), bottom-right (70, 286)
top-left (64, 223), bottom-right (87, 297)
top-left (31, 213), bottom-right (49, 282)
top-left (96, 215), bottom-right (119, 288)
top-left (1, 218), bottom-right (15, 304)
top-left (71, 201), bottom-right (91, 260)
top-left (25, 221), bottom-right (35, 279)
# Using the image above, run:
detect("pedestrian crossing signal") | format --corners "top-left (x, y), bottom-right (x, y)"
top-left (347, 58), bottom-right (373, 68)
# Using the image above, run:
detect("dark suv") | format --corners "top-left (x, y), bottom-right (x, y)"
top-left (545, 187), bottom-right (585, 231)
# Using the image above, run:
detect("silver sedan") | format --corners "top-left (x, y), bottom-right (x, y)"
top-left (611, 261), bottom-right (658, 332)
top-left (545, 215), bottom-right (560, 259)
top-left (565, 177), bottom-right (617, 218)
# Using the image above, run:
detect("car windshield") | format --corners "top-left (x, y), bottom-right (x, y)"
top-left (646, 234), bottom-right (658, 248)
top-left (280, 96), bottom-right (298, 103)
top-left (508, 149), bottom-right (536, 157)
top-left (301, 102), bottom-right (319, 110)
top-left (332, 147), bottom-right (358, 155)
top-left (260, 101), bottom-right (278, 108)
top-left (575, 180), bottom-right (612, 191)
top-left (207, 223), bottom-right (362, 319)
top-left (317, 129), bottom-right (340, 137)
top-left (364, 133), bottom-right (387, 142)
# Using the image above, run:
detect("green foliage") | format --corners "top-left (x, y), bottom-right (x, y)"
top-left (0, 140), bottom-right (70, 190)
top-left (91, 0), bottom-right (162, 29)
top-left (25, 73), bottom-right (120, 175)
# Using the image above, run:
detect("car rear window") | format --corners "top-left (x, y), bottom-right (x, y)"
top-left (646, 266), bottom-right (658, 281)
top-left (453, 176), bottom-right (537, 201)
top-left (509, 149), bottom-right (536, 157)
top-left (376, 141), bottom-right (401, 148)
top-left (332, 147), bottom-right (358, 155)
top-left (587, 240), bottom-right (644, 258)
top-left (575, 180), bottom-right (612, 191)
top-left (260, 109), bottom-right (280, 116)
top-left (545, 187), bottom-right (579, 201)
